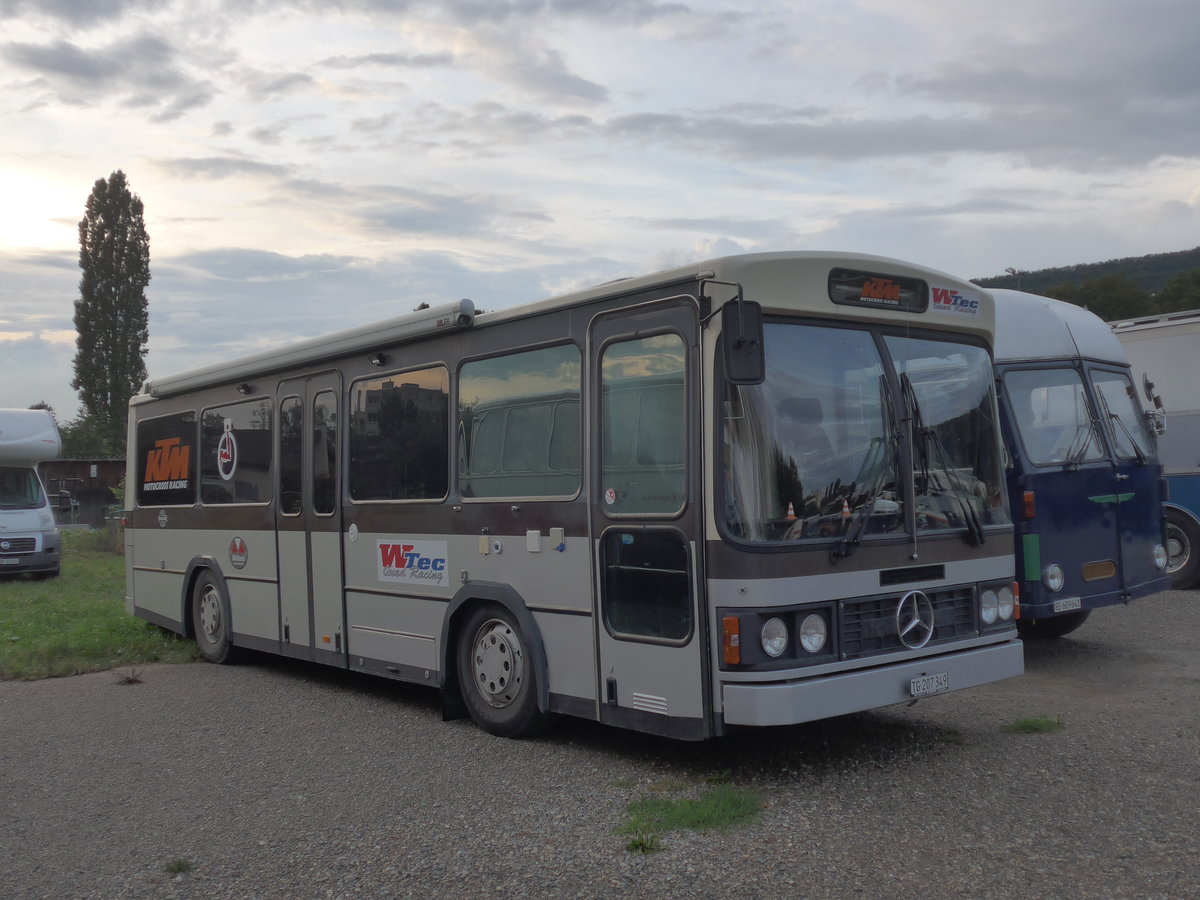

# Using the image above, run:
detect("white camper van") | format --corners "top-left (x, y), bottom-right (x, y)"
top-left (0, 409), bottom-right (63, 578)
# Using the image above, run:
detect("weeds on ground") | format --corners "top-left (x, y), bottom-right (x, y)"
top-left (618, 779), bottom-right (762, 853)
top-left (1006, 715), bottom-right (1064, 734)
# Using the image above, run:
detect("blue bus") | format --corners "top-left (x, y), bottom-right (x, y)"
top-left (993, 290), bottom-right (1168, 637)
top-left (1112, 309), bottom-right (1200, 588)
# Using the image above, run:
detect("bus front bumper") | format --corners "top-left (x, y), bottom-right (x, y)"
top-left (720, 639), bottom-right (1024, 728)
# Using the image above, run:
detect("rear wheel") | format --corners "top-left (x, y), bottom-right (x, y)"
top-left (456, 604), bottom-right (546, 738)
top-left (1017, 609), bottom-right (1091, 639)
top-left (1165, 508), bottom-right (1200, 590)
top-left (191, 571), bottom-right (238, 664)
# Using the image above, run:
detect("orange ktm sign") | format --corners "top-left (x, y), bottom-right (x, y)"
top-left (143, 437), bottom-right (191, 490)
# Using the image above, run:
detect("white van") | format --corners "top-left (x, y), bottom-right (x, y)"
top-left (0, 409), bottom-right (63, 578)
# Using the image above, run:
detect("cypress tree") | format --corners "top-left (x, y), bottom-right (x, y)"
top-left (72, 170), bottom-right (151, 455)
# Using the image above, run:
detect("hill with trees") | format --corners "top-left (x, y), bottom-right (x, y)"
top-left (973, 246), bottom-right (1200, 322)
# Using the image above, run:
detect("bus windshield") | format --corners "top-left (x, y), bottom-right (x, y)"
top-left (1091, 369), bottom-right (1156, 461)
top-left (721, 322), bottom-right (1008, 543)
top-left (1002, 367), bottom-right (1105, 466)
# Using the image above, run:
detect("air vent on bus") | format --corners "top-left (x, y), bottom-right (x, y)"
top-left (879, 564), bottom-right (945, 586)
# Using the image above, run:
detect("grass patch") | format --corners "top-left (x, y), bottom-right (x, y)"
top-left (1006, 715), bottom-right (1064, 734)
top-left (619, 783), bottom-right (762, 839)
top-left (0, 540), bottom-right (199, 680)
top-left (164, 858), bottom-right (192, 875)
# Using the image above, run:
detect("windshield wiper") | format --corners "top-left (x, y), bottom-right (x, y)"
top-left (1094, 389), bottom-right (1147, 465)
top-left (901, 374), bottom-right (985, 546)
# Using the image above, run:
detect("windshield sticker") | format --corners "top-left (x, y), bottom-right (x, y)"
top-left (930, 286), bottom-right (981, 317)
top-left (377, 539), bottom-right (449, 587)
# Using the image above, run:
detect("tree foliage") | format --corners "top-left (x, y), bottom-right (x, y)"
top-left (1041, 274), bottom-right (1157, 322)
top-left (72, 170), bottom-right (150, 456)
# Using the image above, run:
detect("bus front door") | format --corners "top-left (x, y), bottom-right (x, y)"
top-left (276, 373), bottom-right (347, 665)
top-left (589, 299), bottom-right (710, 740)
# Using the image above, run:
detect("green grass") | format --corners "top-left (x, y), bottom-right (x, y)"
top-left (619, 783), bottom-right (762, 839)
top-left (1006, 715), bottom-right (1065, 734)
top-left (0, 534), bottom-right (199, 680)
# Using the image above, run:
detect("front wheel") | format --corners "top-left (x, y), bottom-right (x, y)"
top-left (191, 570), bottom-right (238, 664)
top-left (456, 604), bottom-right (546, 738)
top-left (1165, 508), bottom-right (1200, 590)
top-left (1017, 609), bottom-right (1091, 639)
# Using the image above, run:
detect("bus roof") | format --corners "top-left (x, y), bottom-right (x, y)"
top-left (992, 289), bottom-right (1126, 364)
top-left (138, 251), bottom-right (991, 401)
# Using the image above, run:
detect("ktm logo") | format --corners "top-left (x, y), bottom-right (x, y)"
top-left (861, 278), bottom-right (901, 301)
top-left (144, 437), bottom-right (190, 482)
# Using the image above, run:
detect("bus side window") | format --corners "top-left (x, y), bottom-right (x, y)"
top-left (279, 396), bottom-right (303, 515)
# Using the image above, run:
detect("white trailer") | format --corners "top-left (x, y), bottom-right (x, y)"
top-left (0, 409), bottom-right (63, 578)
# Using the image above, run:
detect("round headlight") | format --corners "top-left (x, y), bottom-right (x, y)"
top-left (997, 585), bottom-right (1015, 621)
top-left (1042, 564), bottom-right (1065, 592)
top-left (798, 613), bottom-right (827, 654)
top-left (761, 617), bottom-right (788, 658)
top-left (980, 589), bottom-right (999, 625)
top-left (1153, 543), bottom-right (1168, 570)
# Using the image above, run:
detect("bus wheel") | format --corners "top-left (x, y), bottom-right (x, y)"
top-left (457, 604), bottom-right (545, 738)
top-left (1016, 610), bottom-right (1090, 639)
top-left (191, 571), bottom-right (238, 664)
top-left (1165, 508), bottom-right (1200, 590)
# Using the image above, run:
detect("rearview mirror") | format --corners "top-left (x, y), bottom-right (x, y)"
top-left (722, 300), bottom-right (765, 385)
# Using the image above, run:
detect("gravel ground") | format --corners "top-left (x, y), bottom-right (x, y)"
top-left (1, 589), bottom-right (1197, 900)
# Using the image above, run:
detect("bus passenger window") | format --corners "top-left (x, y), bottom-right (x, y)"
top-left (312, 391), bottom-right (337, 515)
top-left (279, 397), bottom-right (302, 515)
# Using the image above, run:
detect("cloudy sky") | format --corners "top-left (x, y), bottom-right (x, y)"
top-left (1, 0), bottom-right (1197, 422)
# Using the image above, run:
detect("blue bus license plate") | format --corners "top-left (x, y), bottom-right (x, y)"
top-left (910, 672), bottom-right (949, 698)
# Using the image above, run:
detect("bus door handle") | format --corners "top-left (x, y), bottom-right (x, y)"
top-left (1114, 473), bottom-right (1130, 481)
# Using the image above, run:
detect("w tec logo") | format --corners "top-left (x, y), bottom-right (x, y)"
top-left (377, 540), bottom-right (449, 586)
top-left (931, 287), bottom-right (980, 316)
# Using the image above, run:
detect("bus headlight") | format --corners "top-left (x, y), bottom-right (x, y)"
top-left (997, 585), bottom-right (1015, 621)
top-left (1153, 543), bottom-right (1168, 570)
top-left (798, 613), bottom-right (827, 654)
top-left (761, 618), bottom-right (788, 658)
top-left (1042, 564), bottom-right (1065, 592)
top-left (980, 589), bottom-right (999, 625)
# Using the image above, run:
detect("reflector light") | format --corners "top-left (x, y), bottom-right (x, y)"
top-left (722, 615), bottom-right (741, 665)
top-left (1023, 490), bottom-right (1036, 520)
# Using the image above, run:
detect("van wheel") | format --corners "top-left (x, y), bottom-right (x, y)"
top-left (191, 571), bottom-right (238, 664)
top-left (1165, 508), bottom-right (1200, 590)
top-left (1017, 609), bottom-right (1090, 639)
top-left (456, 604), bottom-right (546, 738)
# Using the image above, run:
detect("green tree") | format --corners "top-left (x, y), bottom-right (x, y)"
top-left (1155, 269), bottom-right (1200, 313)
top-left (72, 169), bottom-right (150, 455)
top-left (1043, 274), bottom-right (1153, 322)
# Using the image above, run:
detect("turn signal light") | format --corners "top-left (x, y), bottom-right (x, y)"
top-left (1023, 490), bottom-right (1036, 520)
top-left (722, 615), bottom-right (741, 665)
top-left (1013, 582), bottom-right (1021, 619)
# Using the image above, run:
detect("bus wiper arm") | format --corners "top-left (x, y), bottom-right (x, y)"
top-left (1094, 389), bottom-right (1147, 465)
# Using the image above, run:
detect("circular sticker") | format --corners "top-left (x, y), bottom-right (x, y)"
top-left (229, 536), bottom-right (248, 569)
top-left (217, 428), bottom-right (239, 481)
top-left (605, 488), bottom-right (617, 505)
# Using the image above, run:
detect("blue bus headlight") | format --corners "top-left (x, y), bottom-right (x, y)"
top-left (1153, 543), bottom-right (1168, 570)
top-left (1042, 564), bottom-right (1065, 592)
top-left (761, 618), bottom-right (789, 657)
top-left (798, 613), bottom-right (827, 654)
top-left (981, 589), bottom-right (999, 625)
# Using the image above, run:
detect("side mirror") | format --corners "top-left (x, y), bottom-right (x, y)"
top-left (722, 300), bottom-right (765, 385)
top-left (1142, 373), bottom-right (1166, 435)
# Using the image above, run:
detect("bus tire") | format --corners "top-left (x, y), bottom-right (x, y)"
top-left (1016, 609), bottom-right (1090, 639)
top-left (191, 570), bottom-right (238, 664)
top-left (1165, 508), bottom-right (1200, 590)
top-left (456, 603), bottom-right (546, 738)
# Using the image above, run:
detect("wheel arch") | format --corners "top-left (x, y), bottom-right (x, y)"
top-left (439, 581), bottom-right (551, 718)
top-left (1163, 501), bottom-right (1200, 528)
top-left (180, 557), bottom-right (232, 643)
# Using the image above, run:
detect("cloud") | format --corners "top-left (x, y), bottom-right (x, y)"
top-left (0, 32), bottom-right (215, 121)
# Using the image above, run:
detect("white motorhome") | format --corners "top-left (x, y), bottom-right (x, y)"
top-left (0, 409), bottom-right (63, 578)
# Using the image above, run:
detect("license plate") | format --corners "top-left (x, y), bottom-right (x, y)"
top-left (0, 558), bottom-right (19, 566)
top-left (1053, 596), bottom-right (1083, 613)
top-left (910, 672), bottom-right (949, 698)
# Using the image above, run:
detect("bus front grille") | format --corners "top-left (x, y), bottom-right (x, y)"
top-left (839, 586), bottom-right (976, 659)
